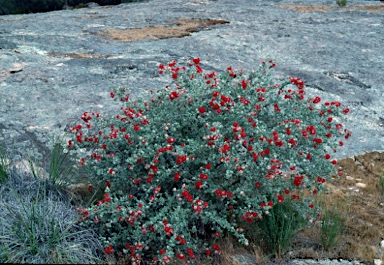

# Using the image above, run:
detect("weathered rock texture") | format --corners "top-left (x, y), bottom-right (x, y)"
top-left (0, 0), bottom-right (384, 168)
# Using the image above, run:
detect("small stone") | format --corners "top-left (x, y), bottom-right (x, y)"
top-left (9, 63), bottom-right (24, 73)
top-left (346, 175), bottom-right (354, 180)
top-left (380, 239), bottom-right (384, 249)
top-left (356, 182), bottom-right (367, 188)
top-left (349, 187), bottom-right (360, 192)
top-left (374, 259), bottom-right (382, 265)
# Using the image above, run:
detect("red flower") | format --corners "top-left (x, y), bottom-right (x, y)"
top-left (286, 128), bottom-right (291, 136)
top-left (325, 154), bottom-right (331, 160)
top-left (293, 175), bottom-right (303, 186)
top-left (192, 57), bottom-right (200, 64)
top-left (306, 125), bottom-right (316, 135)
top-left (220, 144), bottom-right (231, 154)
top-left (196, 181), bottom-right (203, 190)
top-left (187, 248), bottom-right (195, 259)
top-left (168, 60), bottom-right (176, 67)
top-left (212, 244), bottom-right (221, 251)
top-left (104, 245), bottom-right (113, 255)
top-left (313, 96), bottom-right (321, 104)
top-left (174, 172), bottom-right (180, 182)
top-left (278, 194), bottom-right (284, 203)
top-left (169, 91), bottom-right (180, 101)
top-left (199, 173), bottom-right (208, 180)
top-left (134, 124), bottom-right (140, 131)
top-left (241, 80), bottom-right (247, 89)
top-left (198, 107), bottom-right (206, 113)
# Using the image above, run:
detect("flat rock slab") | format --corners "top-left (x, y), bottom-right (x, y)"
top-left (0, 0), bottom-right (383, 166)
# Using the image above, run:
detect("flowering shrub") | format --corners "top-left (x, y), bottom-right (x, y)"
top-left (65, 58), bottom-right (351, 263)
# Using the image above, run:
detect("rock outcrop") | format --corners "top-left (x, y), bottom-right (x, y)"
top-left (0, 0), bottom-right (383, 166)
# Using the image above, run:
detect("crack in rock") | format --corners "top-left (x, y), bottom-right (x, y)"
top-left (324, 71), bottom-right (371, 89)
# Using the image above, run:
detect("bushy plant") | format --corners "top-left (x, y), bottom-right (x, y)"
top-left (65, 58), bottom-right (351, 263)
top-left (336, 0), bottom-right (347, 7)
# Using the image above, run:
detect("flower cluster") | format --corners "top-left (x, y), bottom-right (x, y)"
top-left (65, 58), bottom-right (350, 263)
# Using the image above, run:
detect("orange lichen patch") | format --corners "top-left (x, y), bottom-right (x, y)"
top-left (277, 4), bottom-right (384, 12)
top-left (348, 4), bottom-right (384, 12)
top-left (47, 52), bottom-right (109, 59)
top-left (93, 17), bottom-right (229, 42)
top-left (277, 5), bottom-right (334, 12)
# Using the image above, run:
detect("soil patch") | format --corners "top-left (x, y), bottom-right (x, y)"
top-left (278, 4), bottom-right (384, 12)
top-left (285, 151), bottom-right (384, 263)
top-left (93, 17), bottom-right (230, 42)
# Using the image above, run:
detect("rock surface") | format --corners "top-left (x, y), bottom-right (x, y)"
top-left (0, 0), bottom-right (384, 168)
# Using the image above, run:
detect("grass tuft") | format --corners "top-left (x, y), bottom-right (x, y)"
top-left (0, 141), bottom-right (104, 264)
top-left (0, 144), bottom-right (9, 183)
top-left (246, 198), bottom-right (306, 258)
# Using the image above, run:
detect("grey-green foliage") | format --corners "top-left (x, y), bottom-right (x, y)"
top-left (0, 162), bottom-right (104, 264)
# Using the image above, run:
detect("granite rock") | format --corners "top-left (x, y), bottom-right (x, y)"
top-left (0, 0), bottom-right (383, 169)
